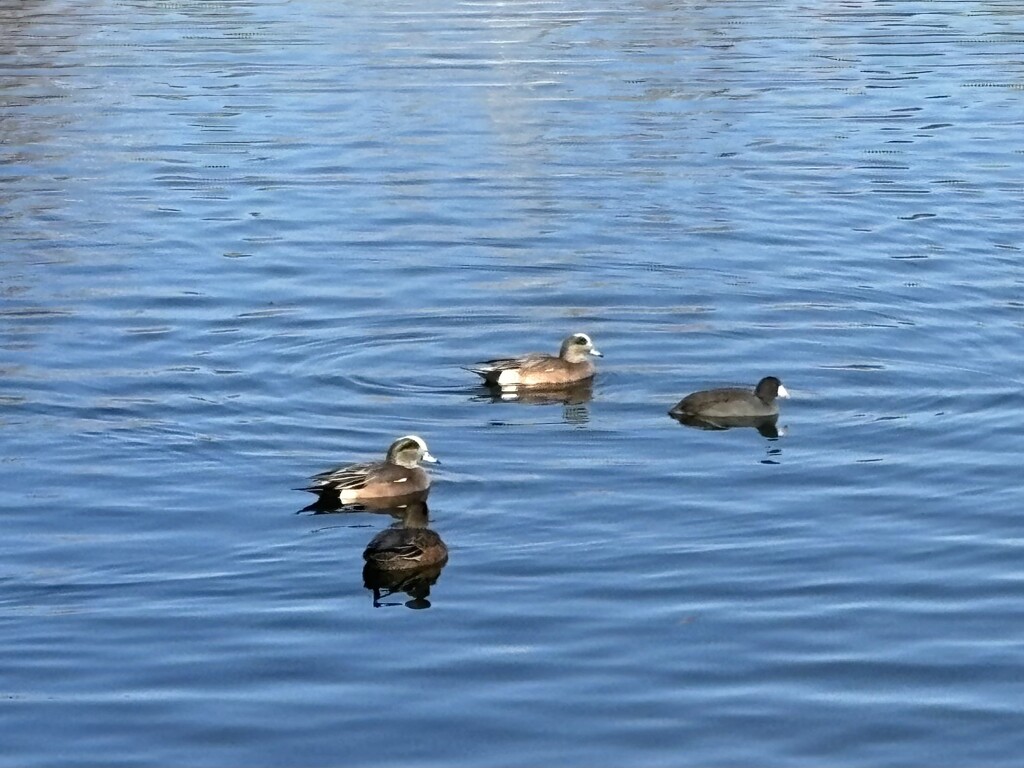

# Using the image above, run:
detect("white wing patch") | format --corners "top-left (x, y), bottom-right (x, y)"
top-left (496, 369), bottom-right (522, 385)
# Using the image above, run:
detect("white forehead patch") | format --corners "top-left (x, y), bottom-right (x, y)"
top-left (398, 435), bottom-right (427, 451)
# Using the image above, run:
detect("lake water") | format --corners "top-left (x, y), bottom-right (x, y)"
top-left (2, 0), bottom-right (1023, 765)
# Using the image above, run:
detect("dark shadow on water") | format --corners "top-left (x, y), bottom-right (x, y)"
top-left (670, 412), bottom-right (783, 439)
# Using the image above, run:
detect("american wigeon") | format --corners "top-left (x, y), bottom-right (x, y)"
top-left (300, 435), bottom-right (438, 507)
top-left (362, 502), bottom-right (448, 571)
top-left (669, 376), bottom-right (790, 419)
top-left (466, 333), bottom-right (602, 388)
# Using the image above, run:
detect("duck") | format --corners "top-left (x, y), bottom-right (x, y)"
top-left (466, 332), bottom-right (602, 388)
top-left (362, 502), bottom-right (448, 571)
top-left (669, 376), bottom-right (790, 419)
top-left (300, 435), bottom-right (438, 507)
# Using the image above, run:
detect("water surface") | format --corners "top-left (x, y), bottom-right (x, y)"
top-left (2, 1), bottom-right (1023, 766)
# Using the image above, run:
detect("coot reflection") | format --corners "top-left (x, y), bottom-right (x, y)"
top-left (670, 411), bottom-right (782, 439)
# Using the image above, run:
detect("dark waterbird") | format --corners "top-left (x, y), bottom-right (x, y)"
top-left (362, 501), bottom-right (448, 608)
top-left (362, 501), bottom-right (448, 571)
top-left (669, 376), bottom-right (790, 420)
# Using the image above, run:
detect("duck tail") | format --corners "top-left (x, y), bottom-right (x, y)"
top-left (297, 491), bottom-right (342, 513)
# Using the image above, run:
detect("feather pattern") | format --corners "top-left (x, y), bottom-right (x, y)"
top-left (362, 502), bottom-right (448, 570)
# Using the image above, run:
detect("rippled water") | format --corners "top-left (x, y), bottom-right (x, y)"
top-left (2, 0), bottom-right (1023, 765)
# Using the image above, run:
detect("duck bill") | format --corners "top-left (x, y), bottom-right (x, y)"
top-left (589, 348), bottom-right (603, 358)
top-left (777, 384), bottom-right (791, 399)
top-left (422, 451), bottom-right (440, 465)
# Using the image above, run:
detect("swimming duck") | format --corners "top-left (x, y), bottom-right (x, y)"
top-left (466, 333), bottom-right (602, 388)
top-left (362, 502), bottom-right (448, 571)
top-left (300, 435), bottom-right (438, 507)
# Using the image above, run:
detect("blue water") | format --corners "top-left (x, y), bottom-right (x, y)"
top-left (2, 0), bottom-right (1023, 765)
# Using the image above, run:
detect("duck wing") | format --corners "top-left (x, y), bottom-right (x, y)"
top-left (465, 353), bottom-right (554, 380)
top-left (302, 460), bottom-right (378, 493)
top-left (364, 529), bottom-right (428, 562)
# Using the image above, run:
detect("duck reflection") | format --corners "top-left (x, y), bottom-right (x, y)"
top-left (362, 501), bottom-right (448, 609)
top-left (472, 380), bottom-right (593, 424)
top-left (300, 489), bottom-right (430, 516)
top-left (670, 412), bottom-right (783, 439)
top-left (363, 561), bottom-right (445, 609)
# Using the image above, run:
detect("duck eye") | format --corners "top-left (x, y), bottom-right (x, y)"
top-left (575, 336), bottom-right (588, 345)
